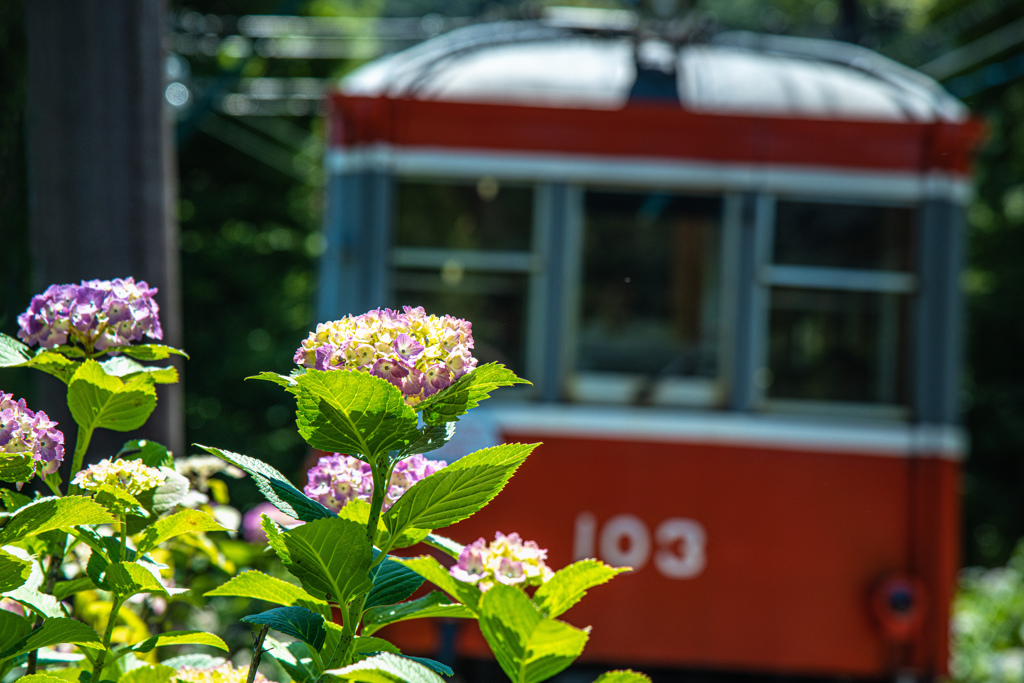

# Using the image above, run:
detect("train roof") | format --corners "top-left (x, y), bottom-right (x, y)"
top-left (339, 18), bottom-right (967, 124)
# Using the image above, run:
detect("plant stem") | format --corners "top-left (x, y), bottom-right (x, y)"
top-left (91, 594), bottom-right (124, 682)
top-left (68, 424), bottom-right (95, 495)
top-left (247, 625), bottom-right (270, 683)
top-left (26, 535), bottom-right (70, 674)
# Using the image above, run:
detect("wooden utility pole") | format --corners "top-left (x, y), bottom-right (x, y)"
top-left (24, 1), bottom-right (183, 460)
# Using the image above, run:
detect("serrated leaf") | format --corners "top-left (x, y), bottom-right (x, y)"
top-left (362, 591), bottom-right (476, 637)
top-left (117, 664), bottom-right (177, 683)
top-left (592, 670), bottom-right (653, 683)
top-left (0, 548), bottom-right (31, 592)
top-left (100, 356), bottom-right (178, 384)
top-left (105, 562), bottom-right (167, 598)
top-left (533, 560), bottom-right (629, 618)
top-left (264, 637), bottom-right (318, 683)
top-left (366, 553), bottom-right (424, 610)
top-left (67, 360), bottom-right (157, 433)
top-left (402, 656), bottom-right (454, 678)
top-left (383, 443), bottom-right (539, 545)
top-left (0, 496), bottom-right (113, 545)
top-left (196, 445), bottom-right (335, 522)
top-left (95, 484), bottom-right (148, 518)
top-left (115, 344), bottom-right (188, 361)
top-left (417, 362), bottom-right (529, 425)
top-left (278, 517), bottom-right (373, 604)
top-left (136, 509), bottom-right (225, 554)
top-left (53, 576), bottom-right (96, 601)
top-left (0, 608), bottom-right (32, 650)
top-left (127, 467), bottom-right (190, 535)
top-left (422, 534), bottom-right (464, 560)
top-left (0, 617), bottom-right (102, 662)
top-left (478, 585), bottom-right (588, 683)
top-left (292, 369), bottom-right (420, 457)
top-left (0, 336), bottom-right (79, 384)
top-left (242, 606), bottom-right (326, 651)
top-left (391, 557), bottom-right (482, 613)
top-left (205, 570), bottom-right (329, 619)
top-left (398, 422), bottom-right (457, 458)
top-left (0, 489), bottom-right (31, 512)
top-left (128, 630), bottom-right (228, 653)
top-left (248, 371), bottom-right (299, 389)
top-left (0, 333), bottom-right (30, 366)
top-left (324, 651), bottom-right (445, 683)
top-left (115, 439), bottom-right (173, 468)
top-left (0, 453), bottom-right (35, 484)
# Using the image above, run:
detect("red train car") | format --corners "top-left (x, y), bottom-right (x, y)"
top-left (317, 13), bottom-right (981, 681)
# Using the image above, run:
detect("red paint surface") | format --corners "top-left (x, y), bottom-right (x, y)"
top-left (380, 435), bottom-right (960, 678)
top-left (328, 95), bottom-right (983, 174)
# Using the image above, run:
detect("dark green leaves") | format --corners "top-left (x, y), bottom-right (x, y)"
top-left (291, 370), bottom-right (420, 458)
top-left (0, 549), bottom-right (32, 592)
top-left (277, 517), bottom-right (373, 604)
top-left (67, 360), bottom-right (157, 432)
top-left (384, 443), bottom-right (539, 546)
top-left (242, 606), bottom-right (326, 651)
top-left (417, 362), bottom-right (529, 425)
top-left (325, 651), bottom-right (446, 683)
top-left (197, 445), bottom-right (335, 522)
top-left (366, 553), bottom-right (424, 609)
top-left (362, 592), bottom-right (475, 637)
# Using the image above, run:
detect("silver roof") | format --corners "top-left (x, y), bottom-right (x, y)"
top-left (341, 22), bottom-right (967, 123)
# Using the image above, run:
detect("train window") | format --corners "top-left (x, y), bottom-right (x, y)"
top-left (767, 288), bottom-right (909, 406)
top-left (571, 190), bottom-right (722, 406)
top-left (395, 179), bottom-right (533, 251)
top-left (773, 202), bottom-right (914, 271)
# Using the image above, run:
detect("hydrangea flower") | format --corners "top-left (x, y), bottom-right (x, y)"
top-left (0, 392), bottom-right (64, 479)
top-left (293, 306), bottom-right (476, 405)
top-left (71, 457), bottom-right (166, 496)
top-left (304, 453), bottom-right (446, 513)
top-left (450, 531), bottom-right (554, 592)
top-left (17, 277), bottom-right (162, 353)
top-left (242, 502), bottom-right (302, 543)
top-left (175, 663), bottom-right (269, 683)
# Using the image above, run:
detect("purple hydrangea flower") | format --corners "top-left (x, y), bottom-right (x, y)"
top-left (242, 502), bottom-right (302, 543)
top-left (17, 277), bottom-right (162, 354)
top-left (303, 452), bottom-right (446, 513)
top-left (0, 392), bottom-right (65, 481)
top-left (450, 531), bottom-right (554, 592)
top-left (294, 306), bottom-right (476, 406)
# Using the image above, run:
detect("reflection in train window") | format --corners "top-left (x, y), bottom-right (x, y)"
top-left (573, 190), bottom-right (722, 406)
top-left (774, 202), bottom-right (914, 271)
top-left (395, 179), bottom-right (533, 251)
top-left (768, 288), bottom-right (909, 406)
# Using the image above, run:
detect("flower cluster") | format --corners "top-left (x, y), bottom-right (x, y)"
top-left (450, 531), bottom-right (554, 592)
top-left (304, 453), bottom-right (446, 513)
top-left (293, 306), bottom-right (476, 405)
top-left (175, 663), bottom-right (268, 683)
top-left (72, 458), bottom-right (166, 496)
top-left (17, 277), bottom-right (162, 352)
top-left (0, 392), bottom-right (64, 477)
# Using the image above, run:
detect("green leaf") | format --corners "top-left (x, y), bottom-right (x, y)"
top-left (0, 489), bottom-right (31, 512)
top-left (67, 360), bottom-right (157, 433)
top-left (292, 369), bottom-right (420, 457)
top-left (100, 356), bottom-right (178, 384)
top-left (391, 557), bottom-right (482, 613)
top-left (126, 467), bottom-right (190, 535)
top-left (248, 371), bottom-right (299, 389)
top-left (0, 333), bottom-right (30, 366)
top-left (115, 439), bottom-right (173, 468)
top-left (352, 635), bottom-right (401, 656)
top-left (422, 534), bottom-right (464, 560)
top-left (0, 496), bottom-right (114, 545)
top-left (416, 362), bottom-right (529, 425)
top-left (52, 576), bottom-right (96, 601)
top-left (324, 651), bottom-right (446, 683)
top-left (398, 422), bottom-right (457, 458)
top-left (383, 443), bottom-right (539, 545)
top-left (478, 585), bottom-right (589, 683)
top-left (0, 608), bottom-right (32, 650)
top-left (1, 545), bottom-right (64, 619)
top-left (402, 656), bottom-right (454, 678)
top-left (95, 484), bottom-right (148, 518)
top-left (0, 453), bottom-right (35, 484)
top-left (105, 562), bottom-right (168, 598)
top-left (0, 617), bottom-right (102, 662)
top-left (533, 560), bottom-right (629, 618)
top-left (159, 654), bottom-right (227, 669)
top-left (264, 637), bottom-right (319, 683)
top-left (205, 570), bottom-right (329, 619)
top-left (0, 548), bottom-right (31, 592)
top-left (118, 664), bottom-right (177, 683)
top-left (0, 336), bottom-right (79, 384)
top-left (196, 445), bottom-right (335, 522)
top-left (363, 591), bottom-right (476, 637)
top-left (115, 344), bottom-right (188, 361)
top-left (366, 552), bottom-right (424, 610)
top-left (17, 675), bottom-right (70, 683)
top-left (592, 670), bottom-right (652, 683)
top-left (128, 630), bottom-right (228, 654)
top-left (242, 606), bottom-right (326, 651)
top-left (279, 517), bottom-right (373, 604)
top-left (136, 509), bottom-right (225, 554)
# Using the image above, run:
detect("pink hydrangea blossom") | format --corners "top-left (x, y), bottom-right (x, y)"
top-left (242, 502), bottom-right (302, 543)
top-left (0, 392), bottom-right (64, 481)
top-left (450, 531), bottom-right (554, 592)
top-left (304, 453), bottom-right (446, 513)
top-left (293, 306), bottom-right (476, 406)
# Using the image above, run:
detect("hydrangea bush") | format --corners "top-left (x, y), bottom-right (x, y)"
top-left (0, 289), bottom-right (647, 683)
